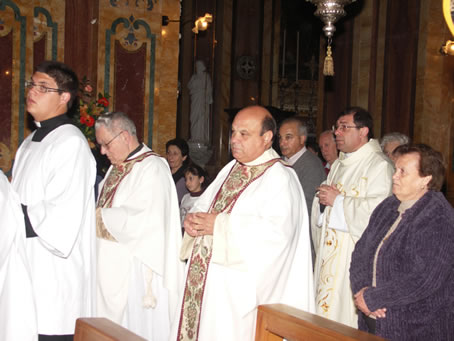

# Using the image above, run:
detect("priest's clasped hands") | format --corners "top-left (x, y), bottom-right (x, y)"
top-left (184, 212), bottom-right (218, 237)
top-left (317, 184), bottom-right (341, 207)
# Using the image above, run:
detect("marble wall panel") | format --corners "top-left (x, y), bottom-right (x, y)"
top-left (0, 0), bottom-right (33, 174)
top-left (34, 1), bottom-right (65, 62)
top-left (33, 34), bottom-right (46, 67)
top-left (97, 0), bottom-right (180, 155)
top-left (0, 0), bottom-right (64, 174)
top-left (114, 39), bottom-right (146, 142)
top-left (158, 0), bottom-right (181, 154)
top-left (0, 31), bottom-right (13, 172)
top-left (64, 0), bottom-right (99, 84)
top-left (1, 0), bottom-right (180, 171)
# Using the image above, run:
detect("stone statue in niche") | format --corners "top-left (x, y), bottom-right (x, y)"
top-left (188, 60), bottom-right (213, 144)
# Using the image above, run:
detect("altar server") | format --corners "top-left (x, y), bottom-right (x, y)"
top-left (12, 61), bottom-right (96, 340)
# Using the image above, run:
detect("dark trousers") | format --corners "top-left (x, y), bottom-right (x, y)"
top-left (39, 335), bottom-right (73, 341)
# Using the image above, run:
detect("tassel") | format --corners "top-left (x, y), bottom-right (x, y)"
top-left (323, 45), bottom-right (334, 76)
top-left (142, 268), bottom-right (157, 309)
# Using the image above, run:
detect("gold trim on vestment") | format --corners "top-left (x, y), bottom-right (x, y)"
top-left (176, 158), bottom-right (283, 341)
top-left (96, 151), bottom-right (157, 241)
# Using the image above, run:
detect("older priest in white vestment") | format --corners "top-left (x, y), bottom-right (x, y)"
top-left (95, 112), bottom-right (185, 340)
top-left (311, 107), bottom-right (393, 328)
top-left (12, 61), bottom-right (96, 340)
top-left (0, 171), bottom-right (37, 341)
top-left (170, 106), bottom-right (315, 341)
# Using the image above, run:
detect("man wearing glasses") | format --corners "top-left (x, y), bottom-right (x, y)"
top-left (11, 61), bottom-right (96, 340)
top-left (94, 112), bottom-right (184, 340)
top-left (311, 107), bottom-right (393, 328)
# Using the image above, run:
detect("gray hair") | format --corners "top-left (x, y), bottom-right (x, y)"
top-left (95, 111), bottom-right (137, 137)
top-left (319, 130), bottom-right (335, 141)
top-left (280, 117), bottom-right (307, 137)
top-left (380, 132), bottom-right (410, 150)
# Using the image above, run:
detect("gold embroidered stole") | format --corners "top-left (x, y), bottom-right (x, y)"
top-left (96, 151), bottom-right (156, 241)
top-left (177, 158), bottom-right (282, 341)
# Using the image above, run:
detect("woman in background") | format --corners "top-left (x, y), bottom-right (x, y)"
top-left (166, 138), bottom-right (190, 204)
top-left (350, 144), bottom-right (454, 340)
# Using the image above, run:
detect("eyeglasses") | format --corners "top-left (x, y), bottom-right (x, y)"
top-left (332, 124), bottom-right (360, 132)
top-left (25, 80), bottom-right (64, 94)
top-left (97, 131), bottom-right (124, 150)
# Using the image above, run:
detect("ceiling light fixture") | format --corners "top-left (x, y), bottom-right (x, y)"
top-left (306, 0), bottom-right (356, 76)
top-left (192, 13), bottom-right (213, 34)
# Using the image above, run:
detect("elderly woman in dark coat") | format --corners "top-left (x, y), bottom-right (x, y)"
top-left (350, 144), bottom-right (454, 340)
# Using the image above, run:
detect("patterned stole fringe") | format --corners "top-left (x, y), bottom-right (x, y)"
top-left (96, 151), bottom-right (156, 241)
top-left (176, 158), bottom-right (282, 341)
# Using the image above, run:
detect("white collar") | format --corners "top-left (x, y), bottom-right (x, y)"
top-left (243, 148), bottom-right (280, 166)
top-left (283, 146), bottom-right (306, 166)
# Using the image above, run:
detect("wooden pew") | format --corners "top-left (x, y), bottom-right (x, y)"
top-left (74, 318), bottom-right (146, 341)
top-left (256, 304), bottom-right (385, 341)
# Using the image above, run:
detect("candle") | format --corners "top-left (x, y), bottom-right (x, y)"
top-left (282, 29), bottom-right (286, 78)
top-left (296, 31), bottom-right (299, 81)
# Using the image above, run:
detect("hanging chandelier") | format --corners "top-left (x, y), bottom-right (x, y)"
top-left (306, 0), bottom-right (356, 76)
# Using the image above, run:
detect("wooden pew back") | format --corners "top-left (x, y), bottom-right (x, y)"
top-left (74, 318), bottom-right (146, 341)
top-left (255, 304), bottom-right (385, 341)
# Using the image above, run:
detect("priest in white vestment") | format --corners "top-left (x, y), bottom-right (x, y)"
top-left (311, 107), bottom-right (393, 328)
top-left (0, 171), bottom-right (37, 341)
top-left (170, 106), bottom-right (315, 341)
top-left (12, 61), bottom-right (96, 340)
top-left (95, 112), bottom-right (185, 340)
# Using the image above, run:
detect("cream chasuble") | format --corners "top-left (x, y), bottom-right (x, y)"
top-left (96, 145), bottom-right (184, 340)
top-left (171, 148), bottom-right (315, 341)
top-left (311, 139), bottom-right (393, 328)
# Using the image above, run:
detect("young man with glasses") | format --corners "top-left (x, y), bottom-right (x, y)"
top-left (311, 107), bottom-right (394, 329)
top-left (12, 61), bottom-right (96, 340)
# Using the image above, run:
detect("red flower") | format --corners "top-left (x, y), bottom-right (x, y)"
top-left (73, 76), bottom-right (109, 144)
top-left (80, 115), bottom-right (95, 127)
top-left (97, 97), bottom-right (109, 107)
top-left (86, 116), bottom-right (95, 127)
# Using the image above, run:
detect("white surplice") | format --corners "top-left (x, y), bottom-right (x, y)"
top-left (171, 148), bottom-right (315, 341)
top-left (11, 124), bottom-right (96, 335)
top-left (97, 145), bottom-right (185, 340)
top-left (311, 139), bottom-right (393, 327)
top-left (0, 171), bottom-right (37, 341)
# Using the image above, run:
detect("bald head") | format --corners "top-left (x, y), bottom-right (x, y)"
top-left (319, 130), bottom-right (338, 165)
top-left (230, 106), bottom-right (275, 163)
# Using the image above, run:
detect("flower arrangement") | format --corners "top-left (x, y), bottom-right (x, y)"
top-left (73, 77), bottom-right (110, 148)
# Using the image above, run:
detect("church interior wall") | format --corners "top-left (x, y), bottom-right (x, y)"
top-left (1, 0), bottom-right (453, 205)
top-left (0, 0), bottom-right (180, 177)
top-left (414, 0), bottom-right (454, 204)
